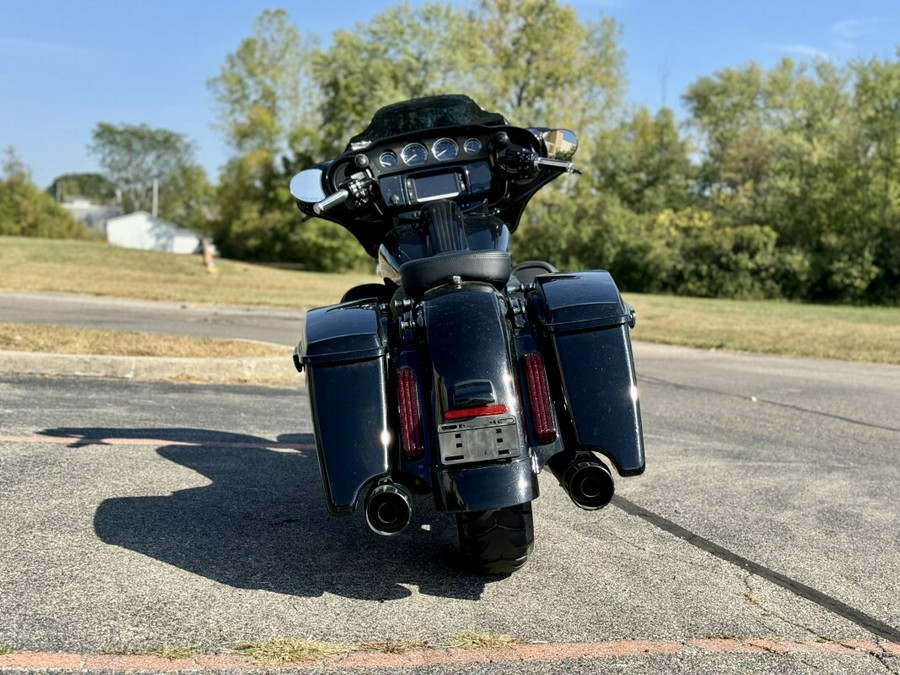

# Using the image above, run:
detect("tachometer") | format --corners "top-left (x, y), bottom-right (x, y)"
top-left (401, 143), bottom-right (428, 166)
top-left (432, 138), bottom-right (459, 161)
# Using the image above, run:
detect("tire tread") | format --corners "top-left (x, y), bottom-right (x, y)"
top-left (456, 502), bottom-right (534, 575)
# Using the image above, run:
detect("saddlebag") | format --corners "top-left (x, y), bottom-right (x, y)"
top-left (530, 271), bottom-right (645, 476)
top-left (297, 301), bottom-right (391, 514)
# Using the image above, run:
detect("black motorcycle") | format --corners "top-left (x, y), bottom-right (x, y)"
top-left (290, 95), bottom-right (644, 574)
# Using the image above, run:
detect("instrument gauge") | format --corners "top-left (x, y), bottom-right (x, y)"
top-left (401, 142), bottom-right (428, 166)
top-left (432, 138), bottom-right (459, 161)
top-left (379, 150), bottom-right (398, 168)
top-left (464, 138), bottom-right (483, 155)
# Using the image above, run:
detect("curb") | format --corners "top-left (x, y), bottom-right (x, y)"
top-left (1, 638), bottom-right (898, 672)
top-left (0, 351), bottom-right (302, 386)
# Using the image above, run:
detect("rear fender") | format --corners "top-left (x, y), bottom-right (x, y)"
top-left (421, 283), bottom-right (539, 511)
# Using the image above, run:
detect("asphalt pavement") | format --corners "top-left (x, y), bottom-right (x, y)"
top-left (0, 291), bottom-right (898, 673)
top-left (0, 291), bottom-right (305, 345)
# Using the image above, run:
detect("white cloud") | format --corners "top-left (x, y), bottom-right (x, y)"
top-left (831, 17), bottom-right (882, 54)
top-left (762, 42), bottom-right (831, 62)
top-left (779, 44), bottom-right (831, 61)
top-left (831, 17), bottom-right (880, 40)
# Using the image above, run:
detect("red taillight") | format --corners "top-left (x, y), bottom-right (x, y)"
top-left (397, 368), bottom-right (424, 461)
top-left (523, 352), bottom-right (557, 444)
top-left (444, 404), bottom-right (507, 420)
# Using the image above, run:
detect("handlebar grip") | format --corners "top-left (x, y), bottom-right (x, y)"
top-left (534, 157), bottom-right (576, 173)
top-left (313, 189), bottom-right (350, 215)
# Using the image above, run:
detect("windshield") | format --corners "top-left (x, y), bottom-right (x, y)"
top-left (347, 95), bottom-right (508, 149)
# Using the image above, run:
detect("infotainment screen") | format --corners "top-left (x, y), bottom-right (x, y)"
top-left (411, 172), bottom-right (461, 202)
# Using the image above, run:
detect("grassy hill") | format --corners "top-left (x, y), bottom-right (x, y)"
top-left (2, 236), bottom-right (898, 364)
top-left (0, 236), bottom-right (378, 309)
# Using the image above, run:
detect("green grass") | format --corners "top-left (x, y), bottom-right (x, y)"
top-left (229, 633), bottom-right (524, 665)
top-left (626, 293), bottom-right (900, 364)
top-left (142, 645), bottom-right (203, 660)
top-left (0, 235), bottom-right (377, 309)
top-left (440, 631), bottom-right (524, 649)
top-left (2, 236), bottom-right (899, 363)
top-left (0, 322), bottom-right (288, 357)
top-left (229, 639), bottom-right (354, 665)
top-left (99, 644), bottom-right (203, 660)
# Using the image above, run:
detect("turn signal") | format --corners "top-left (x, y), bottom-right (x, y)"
top-left (397, 368), bottom-right (425, 460)
top-left (523, 352), bottom-right (557, 443)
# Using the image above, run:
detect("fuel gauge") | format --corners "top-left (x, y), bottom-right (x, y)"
top-left (379, 150), bottom-right (398, 168)
top-left (464, 138), bottom-right (483, 155)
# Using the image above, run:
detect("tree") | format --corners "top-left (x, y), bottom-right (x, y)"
top-left (1, 147), bottom-right (89, 238)
top-left (207, 9), bottom-right (361, 266)
top-left (312, 0), bottom-right (624, 154)
top-left (683, 56), bottom-right (900, 303)
top-left (472, 0), bottom-right (624, 136)
top-left (850, 54), bottom-right (900, 303)
top-left (592, 106), bottom-right (694, 214)
top-left (313, 2), bottom-right (480, 154)
top-left (47, 173), bottom-right (117, 204)
top-left (88, 122), bottom-right (212, 229)
top-left (208, 2), bottom-right (626, 270)
top-left (208, 8), bottom-right (317, 159)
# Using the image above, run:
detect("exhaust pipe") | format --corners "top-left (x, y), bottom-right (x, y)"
top-left (365, 482), bottom-right (412, 536)
top-left (548, 452), bottom-right (615, 510)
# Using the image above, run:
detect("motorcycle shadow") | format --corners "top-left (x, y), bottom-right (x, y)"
top-left (40, 427), bottom-right (495, 601)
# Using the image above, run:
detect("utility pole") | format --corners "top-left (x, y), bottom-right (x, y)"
top-left (152, 178), bottom-right (159, 218)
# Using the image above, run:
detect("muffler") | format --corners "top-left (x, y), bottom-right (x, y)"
top-left (365, 482), bottom-right (412, 536)
top-left (548, 452), bottom-right (615, 510)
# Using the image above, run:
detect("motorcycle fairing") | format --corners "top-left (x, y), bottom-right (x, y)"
top-left (298, 301), bottom-right (392, 514)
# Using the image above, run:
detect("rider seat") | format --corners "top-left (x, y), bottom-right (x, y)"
top-left (400, 250), bottom-right (512, 298)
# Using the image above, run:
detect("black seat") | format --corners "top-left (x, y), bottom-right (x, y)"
top-left (400, 250), bottom-right (512, 298)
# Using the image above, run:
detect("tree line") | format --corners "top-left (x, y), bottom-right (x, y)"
top-left (4, 0), bottom-right (899, 304)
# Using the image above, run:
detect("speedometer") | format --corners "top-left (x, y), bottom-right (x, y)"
top-left (401, 143), bottom-right (428, 166)
top-left (432, 138), bottom-right (459, 161)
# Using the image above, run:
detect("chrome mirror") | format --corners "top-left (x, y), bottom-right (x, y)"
top-left (289, 169), bottom-right (326, 203)
top-left (540, 129), bottom-right (578, 160)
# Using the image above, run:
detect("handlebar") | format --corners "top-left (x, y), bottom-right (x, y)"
top-left (313, 175), bottom-right (376, 215)
top-left (499, 149), bottom-right (580, 177)
top-left (534, 156), bottom-right (580, 174)
top-left (310, 148), bottom-right (576, 216)
top-left (313, 189), bottom-right (350, 215)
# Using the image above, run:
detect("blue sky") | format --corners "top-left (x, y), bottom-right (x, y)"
top-left (1, 1), bottom-right (897, 188)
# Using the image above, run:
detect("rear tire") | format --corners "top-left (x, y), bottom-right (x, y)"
top-left (456, 502), bottom-right (534, 575)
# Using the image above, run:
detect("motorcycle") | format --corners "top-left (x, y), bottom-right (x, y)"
top-left (290, 95), bottom-right (644, 574)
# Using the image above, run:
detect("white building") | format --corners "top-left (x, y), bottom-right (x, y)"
top-left (106, 211), bottom-right (214, 255)
top-left (60, 198), bottom-right (123, 234)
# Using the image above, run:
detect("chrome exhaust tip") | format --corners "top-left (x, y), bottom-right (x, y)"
top-left (365, 482), bottom-right (412, 536)
top-left (549, 452), bottom-right (615, 510)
